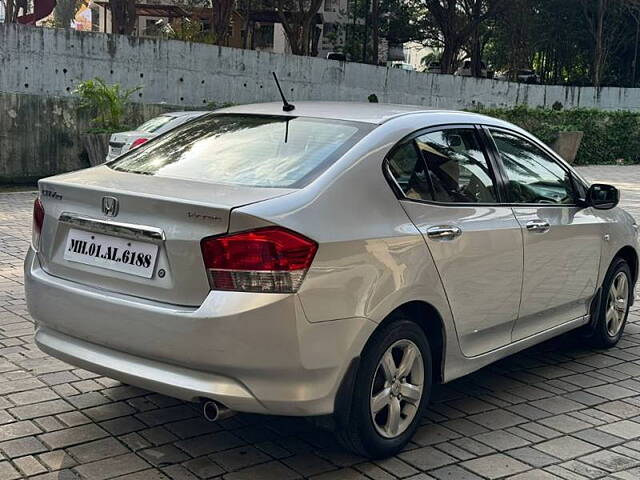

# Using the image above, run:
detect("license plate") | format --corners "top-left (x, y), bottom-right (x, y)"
top-left (64, 228), bottom-right (159, 278)
top-left (110, 147), bottom-right (122, 156)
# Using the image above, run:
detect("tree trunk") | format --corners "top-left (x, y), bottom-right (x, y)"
top-left (111, 0), bottom-right (137, 35)
top-left (470, 0), bottom-right (482, 77)
top-left (371, 0), bottom-right (379, 64)
top-left (54, 0), bottom-right (78, 28)
top-left (361, 0), bottom-right (370, 63)
top-left (633, 16), bottom-right (639, 85)
top-left (212, 0), bottom-right (234, 46)
top-left (81, 134), bottom-right (111, 167)
top-left (594, 0), bottom-right (604, 87)
top-left (276, 0), bottom-right (323, 56)
top-left (440, 38), bottom-right (459, 74)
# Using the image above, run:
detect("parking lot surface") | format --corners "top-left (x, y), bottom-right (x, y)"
top-left (1, 165), bottom-right (640, 479)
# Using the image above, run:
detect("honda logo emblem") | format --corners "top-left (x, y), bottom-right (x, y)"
top-left (102, 196), bottom-right (119, 217)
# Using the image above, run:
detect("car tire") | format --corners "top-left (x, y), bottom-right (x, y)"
top-left (586, 257), bottom-right (632, 349)
top-left (336, 317), bottom-right (432, 458)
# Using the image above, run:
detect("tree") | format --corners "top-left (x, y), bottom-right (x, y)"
top-left (54, 0), bottom-right (84, 28)
top-left (2, 0), bottom-right (29, 23)
top-left (420, 0), bottom-right (502, 74)
top-left (110, 0), bottom-right (137, 35)
top-left (211, 0), bottom-right (234, 45)
top-left (580, 0), bottom-right (625, 87)
top-left (274, 0), bottom-right (324, 55)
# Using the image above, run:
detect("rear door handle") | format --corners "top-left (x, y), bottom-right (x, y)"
top-left (427, 225), bottom-right (462, 241)
top-left (526, 220), bottom-right (550, 233)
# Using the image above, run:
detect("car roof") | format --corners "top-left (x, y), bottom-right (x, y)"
top-left (216, 101), bottom-right (513, 128)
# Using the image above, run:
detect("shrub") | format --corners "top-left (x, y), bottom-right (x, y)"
top-left (73, 78), bottom-right (142, 133)
top-left (469, 106), bottom-right (640, 165)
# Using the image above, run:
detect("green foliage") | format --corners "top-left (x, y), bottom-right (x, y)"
top-left (73, 78), bottom-right (142, 133)
top-left (168, 19), bottom-right (216, 44)
top-left (471, 106), bottom-right (640, 165)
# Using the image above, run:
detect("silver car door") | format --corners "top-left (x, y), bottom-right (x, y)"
top-left (386, 126), bottom-right (524, 357)
top-left (486, 127), bottom-right (603, 341)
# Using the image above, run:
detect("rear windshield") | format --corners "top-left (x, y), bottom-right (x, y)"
top-left (110, 114), bottom-right (372, 188)
top-left (136, 115), bottom-right (175, 133)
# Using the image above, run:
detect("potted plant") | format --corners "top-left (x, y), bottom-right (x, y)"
top-left (73, 78), bottom-right (142, 166)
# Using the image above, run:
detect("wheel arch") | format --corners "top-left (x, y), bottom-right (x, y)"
top-left (329, 299), bottom-right (446, 432)
top-left (375, 300), bottom-right (446, 384)
top-left (614, 245), bottom-right (638, 285)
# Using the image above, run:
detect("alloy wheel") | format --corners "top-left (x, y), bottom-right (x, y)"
top-left (369, 339), bottom-right (424, 438)
top-left (606, 271), bottom-right (629, 337)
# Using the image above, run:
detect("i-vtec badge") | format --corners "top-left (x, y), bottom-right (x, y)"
top-left (102, 196), bottom-right (119, 217)
top-left (187, 212), bottom-right (222, 222)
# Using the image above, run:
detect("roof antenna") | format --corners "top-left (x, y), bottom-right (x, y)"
top-left (272, 72), bottom-right (295, 112)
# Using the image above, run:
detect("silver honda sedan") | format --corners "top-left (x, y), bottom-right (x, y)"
top-left (25, 102), bottom-right (638, 458)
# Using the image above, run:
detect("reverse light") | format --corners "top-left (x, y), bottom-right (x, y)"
top-left (201, 227), bottom-right (318, 293)
top-left (130, 137), bottom-right (149, 149)
top-left (32, 197), bottom-right (45, 250)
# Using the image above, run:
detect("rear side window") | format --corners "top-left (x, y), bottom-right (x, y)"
top-left (111, 114), bottom-right (372, 188)
top-left (386, 143), bottom-right (432, 201)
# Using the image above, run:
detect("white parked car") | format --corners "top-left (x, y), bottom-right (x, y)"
top-left (106, 111), bottom-right (208, 161)
top-left (389, 61), bottom-right (415, 71)
top-left (25, 102), bottom-right (638, 458)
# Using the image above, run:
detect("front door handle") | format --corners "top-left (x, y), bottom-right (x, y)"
top-left (427, 225), bottom-right (462, 241)
top-left (526, 219), bottom-right (550, 233)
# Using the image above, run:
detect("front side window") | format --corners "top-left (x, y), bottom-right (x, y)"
top-left (490, 129), bottom-right (576, 204)
top-left (415, 128), bottom-right (498, 203)
top-left (111, 114), bottom-right (372, 188)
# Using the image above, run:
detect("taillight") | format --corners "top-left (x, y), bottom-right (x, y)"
top-left (130, 138), bottom-right (149, 149)
top-left (32, 197), bottom-right (45, 250)
top-left (201, 227), bottom-right (318, 293)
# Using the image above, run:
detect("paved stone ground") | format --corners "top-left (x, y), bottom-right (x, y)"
top-left (2, 165), bottom-right (640, 479)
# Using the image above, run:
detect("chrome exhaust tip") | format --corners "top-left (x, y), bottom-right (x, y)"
top-left (202, 399), bottom-right (235, 422)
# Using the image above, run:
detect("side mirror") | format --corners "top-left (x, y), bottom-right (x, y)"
top-left (587, 183), bottom-right (619, 210)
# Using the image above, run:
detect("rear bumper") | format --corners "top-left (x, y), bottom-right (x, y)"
top-left (25, 248), bottom-right (375, 416)
top-left (35, 326), bottom-right (264, 412)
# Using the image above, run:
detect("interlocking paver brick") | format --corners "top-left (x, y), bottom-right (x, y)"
top-left (0, 460), bottom-right (21, 480)
top-left (13, 455), bottom-right (47, 476)
top-left (38, 423), bottom-right (108, 449)
top-left (222, 460), bottom-right (301, 479)
top-left (579, 450), bottom-right (640, 472)
top-left (9, 398), bottom-right (73, 420)
top-left (0, 435), bottom-right (47, 458)
top-left (209, 446), bottom-right (272, 473)
top-left (67, 437), bottom-right (130, 463)
top-left (0, 420), bottom-right (42, 441)
top-left (399, 447), bottom-right (457, 471)
top-left (597, 419), bottom-right (640, 439)
top-left (534, 436), bottom-right (599, 460)
top-left (72, 452), bottom-right (151, 479)
top-left (461, 453), bottom-right (529, 479)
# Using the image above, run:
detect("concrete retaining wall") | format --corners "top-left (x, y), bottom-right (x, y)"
top-left (2, 23), bottom-right (640, 111)
top-left (0, 93), bottom-right (177, 183)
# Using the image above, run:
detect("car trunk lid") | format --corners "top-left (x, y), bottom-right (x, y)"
top-left (37, 166), bottom-right (294, 306)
